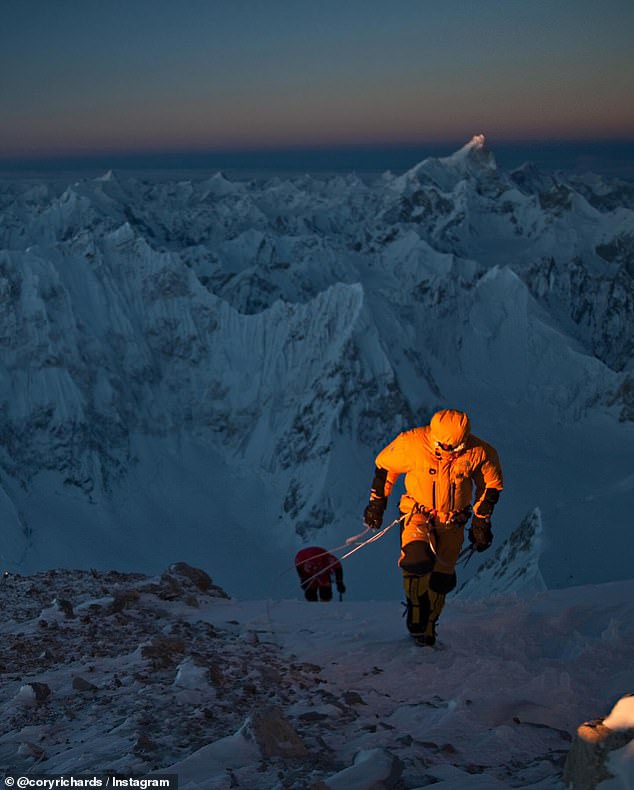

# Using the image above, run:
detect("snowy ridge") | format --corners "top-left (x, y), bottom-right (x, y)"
top-left (457, 507), bottom-right (546, 599)
top-left (0, 563), bottom-right (633, 788)
top-left (0, 138), bottom-right (633, 595)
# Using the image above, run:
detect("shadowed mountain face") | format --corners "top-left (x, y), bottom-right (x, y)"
top-left (0, 136), bottom-right (632, 595)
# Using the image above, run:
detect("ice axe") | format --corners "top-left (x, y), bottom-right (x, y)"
top-left (457, 545), bottom-right (477, 567)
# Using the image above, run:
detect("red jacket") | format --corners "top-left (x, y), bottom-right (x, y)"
top-left (295, 547), bottom-right (343, 587)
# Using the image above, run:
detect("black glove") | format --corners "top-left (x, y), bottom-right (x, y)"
top-left (363, 497), bottom-right (387, 530)
top-left (468, 516), bottom-right (493, 552)
top-left (336, 581), bottom-right (346, 594)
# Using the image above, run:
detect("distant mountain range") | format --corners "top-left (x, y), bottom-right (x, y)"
top-left (0, 135), bottom-right (632, 598)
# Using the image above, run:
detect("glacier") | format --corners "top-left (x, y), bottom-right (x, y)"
top-left (0, 134), bottom-right (632, 599)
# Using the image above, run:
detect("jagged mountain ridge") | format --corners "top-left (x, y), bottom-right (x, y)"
top-left (0, 135), bottom-right (632, 595)
top-left (457, 507), bottom-right (546, 599)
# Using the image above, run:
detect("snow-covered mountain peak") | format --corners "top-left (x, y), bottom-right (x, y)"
top-left (457, 507), bottom-right (546, 599)
top-left (201, 171), bottom-right (245, 197)
top-left (443, 132), bottom-right (491, 164)
top-left (95, 169), bottom-right (116, 182)
top-left (440, 132), bottom-right (498, 178)
top-left (392, 133), bottom-right (499, 194)
top-left (0, 145), bottom-right (632, 596)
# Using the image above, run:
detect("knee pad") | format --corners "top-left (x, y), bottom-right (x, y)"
top-left (429, 571), bottom-right (457, 594)
top-left (400, 540), bottom-right (435, 574)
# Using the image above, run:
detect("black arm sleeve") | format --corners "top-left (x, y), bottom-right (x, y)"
top-left (370, 466), bottom-right (388, 499)
top-left (477, 488), bottom-right (500, 518)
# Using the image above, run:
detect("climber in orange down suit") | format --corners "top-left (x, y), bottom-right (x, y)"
top-left (363, 408), bottom-right (503, 645)
top-left (294, 546), bottom-right (346, 602)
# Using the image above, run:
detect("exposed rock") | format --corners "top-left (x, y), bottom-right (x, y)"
top-left (134, 733), bottom-right (157, 753)
top-left (72, 676), bottom-right (98, 692)
top-left (207, 662), bottom-right (225, 687)
top-left (563, 716), bottom-right (634, 789)
top-left (242, 705), bottom-right (308, 759)
top-left (140, 636), bottom-right (187, 669)
top-left (143, 564), bottom-right (229, 602)
top-left (343, 690), bottom-right (366, 706)
top-left (54, 597), bottom-right (75, 618)
top-left (28, 681), bottom-right (51, 702)
top-left (168, 562), bottom-right (213, 591)
top-left (18, 741), bottom-right (47, 760)
top-left (0, 565), bottom-right (335, 784)
top-left (109, 589), bottom-right (141, 612)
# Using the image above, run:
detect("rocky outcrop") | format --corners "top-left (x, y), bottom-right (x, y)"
top-left (563, 696), bottom-right (634, 789)
top-left (241, 705), bottom-right (308, 758)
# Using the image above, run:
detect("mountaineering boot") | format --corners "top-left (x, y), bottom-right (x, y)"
top-left (413, 625), bottom-right (436, 647)
top-left (414, 587), bottom-right (447, 646)
top-left (402, 573), bottom-right (431, 638)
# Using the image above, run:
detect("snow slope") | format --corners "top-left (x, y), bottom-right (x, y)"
top-left (0, 135), bottom-right (632, 597)
top-left (1, 558), bottom-right (633, 788)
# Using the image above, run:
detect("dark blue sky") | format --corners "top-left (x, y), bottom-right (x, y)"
top-left (2, 0), bottom-right (633, 162)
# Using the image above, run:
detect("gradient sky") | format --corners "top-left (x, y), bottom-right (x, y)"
top-left (2, 0), bottom-right (633, 160)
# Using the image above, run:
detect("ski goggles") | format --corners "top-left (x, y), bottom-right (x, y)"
top-left (435, 441), bottom-right (466, 454)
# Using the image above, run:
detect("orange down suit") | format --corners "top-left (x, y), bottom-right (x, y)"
top-left (374, 425), bottom-right (503, 574)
